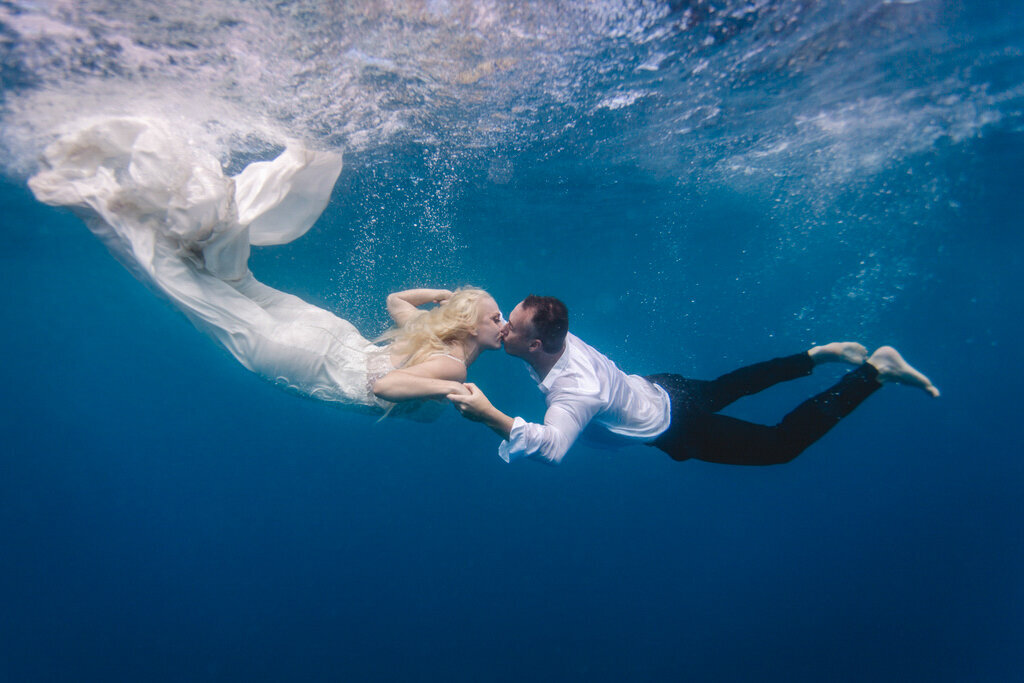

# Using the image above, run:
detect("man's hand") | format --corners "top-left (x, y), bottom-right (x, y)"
top-left (447, 382), bottom-right (494, 422)
top-left (448, 383), bottom-right (515, 439)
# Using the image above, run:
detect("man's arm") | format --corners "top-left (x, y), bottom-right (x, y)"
top-left (449, 384), bottom-right (598, 465)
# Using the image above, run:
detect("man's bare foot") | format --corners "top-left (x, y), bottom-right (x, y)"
top-left (808, 342), bottom-right (868, 366)
top-left (867, 346), bottom-right (940, 397)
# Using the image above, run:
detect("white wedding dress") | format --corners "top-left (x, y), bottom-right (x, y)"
top-left (29, 116), bottom-right (441, 419)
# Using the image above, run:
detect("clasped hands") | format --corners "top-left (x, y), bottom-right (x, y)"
top-left (447, 382), bottom-right (494, 422)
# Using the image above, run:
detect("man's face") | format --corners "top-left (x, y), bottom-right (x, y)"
top-left (501, 301), bottom-right (536, 358)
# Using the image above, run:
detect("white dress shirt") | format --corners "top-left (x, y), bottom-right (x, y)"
top-left (498, 333), bottom-right (672, 464)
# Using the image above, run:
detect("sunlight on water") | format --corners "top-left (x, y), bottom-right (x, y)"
top-left (1, 0), bottom-right (1021, 333)
top-left (2, 1), bottom-right (1015, 174)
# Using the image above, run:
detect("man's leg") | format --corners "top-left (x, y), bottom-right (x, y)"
top-left (678, 363), bottom-right (882, 465)
top-left (698, 353), bottom-right (814, 413)
top-left (651, 346), bottom-right (937, 465)
top-left (699, 342), bottom-right (869, 413)
top-left (644, 368), bottom-right (809, 462)
top-left (645, 356), bottom-right (813, 425)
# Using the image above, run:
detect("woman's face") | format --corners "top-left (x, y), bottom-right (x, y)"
top-left (471, 297), bottom-right (504, 350)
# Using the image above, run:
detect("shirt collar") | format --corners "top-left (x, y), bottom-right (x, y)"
top-left (533, 333), bottom-right (573, 391)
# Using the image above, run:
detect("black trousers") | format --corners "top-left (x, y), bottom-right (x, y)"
top-left (646, 353), bottom-right (881, 466)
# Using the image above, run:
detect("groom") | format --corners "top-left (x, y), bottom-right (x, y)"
top-left (447, 295), bottom-right (938, 466)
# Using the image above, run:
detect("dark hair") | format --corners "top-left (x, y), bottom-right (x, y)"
top-left (521, 295), bottom-right (569, 353)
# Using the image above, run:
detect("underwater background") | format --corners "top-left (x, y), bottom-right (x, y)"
top-left (1, 1), bottom-right (1022, 680)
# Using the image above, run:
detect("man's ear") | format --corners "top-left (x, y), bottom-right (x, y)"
top-left (528, 339), bottom-right (542, 353)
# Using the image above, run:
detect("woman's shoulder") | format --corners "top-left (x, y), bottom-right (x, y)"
top-left (412, 353), bottom-right (468, 381)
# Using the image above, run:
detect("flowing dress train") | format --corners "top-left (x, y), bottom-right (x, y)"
top-left (29, 117), bottom-right (437, 419)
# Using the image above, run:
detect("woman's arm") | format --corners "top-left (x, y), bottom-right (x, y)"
top-left (386, 288), bottom-right (453, 327)
top-left (372, 356), bottom-right (467, 402)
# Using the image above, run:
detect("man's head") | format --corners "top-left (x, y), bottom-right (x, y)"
top-left (501, 295), bottom-right (569, 360)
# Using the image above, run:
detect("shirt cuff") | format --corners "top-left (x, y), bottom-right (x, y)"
top-left (498, 416), bottom-right (529, 463)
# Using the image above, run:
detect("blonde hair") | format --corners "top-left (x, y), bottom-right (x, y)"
top-left (383, 286), bottom-right (493, 367)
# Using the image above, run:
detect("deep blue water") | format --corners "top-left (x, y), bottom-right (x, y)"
top-left (2, 1), bottom-right (1024, 681)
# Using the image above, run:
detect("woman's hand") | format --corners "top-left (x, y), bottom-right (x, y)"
top-left (446, 382), bottom-right (471, 397)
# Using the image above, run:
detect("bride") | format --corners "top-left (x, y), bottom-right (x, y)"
top-left (28, 116), bottom-right (501, 420)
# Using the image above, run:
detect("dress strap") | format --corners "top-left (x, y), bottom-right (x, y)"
top-left (431, 352), bottom-right (466, 365)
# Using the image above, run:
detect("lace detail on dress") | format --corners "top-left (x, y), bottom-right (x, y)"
top-left (364, 347), bottom-right (450, 422)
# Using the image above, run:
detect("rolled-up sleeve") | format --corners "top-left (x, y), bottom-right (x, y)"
top-left (498, 396), bottom-right (600, 465)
